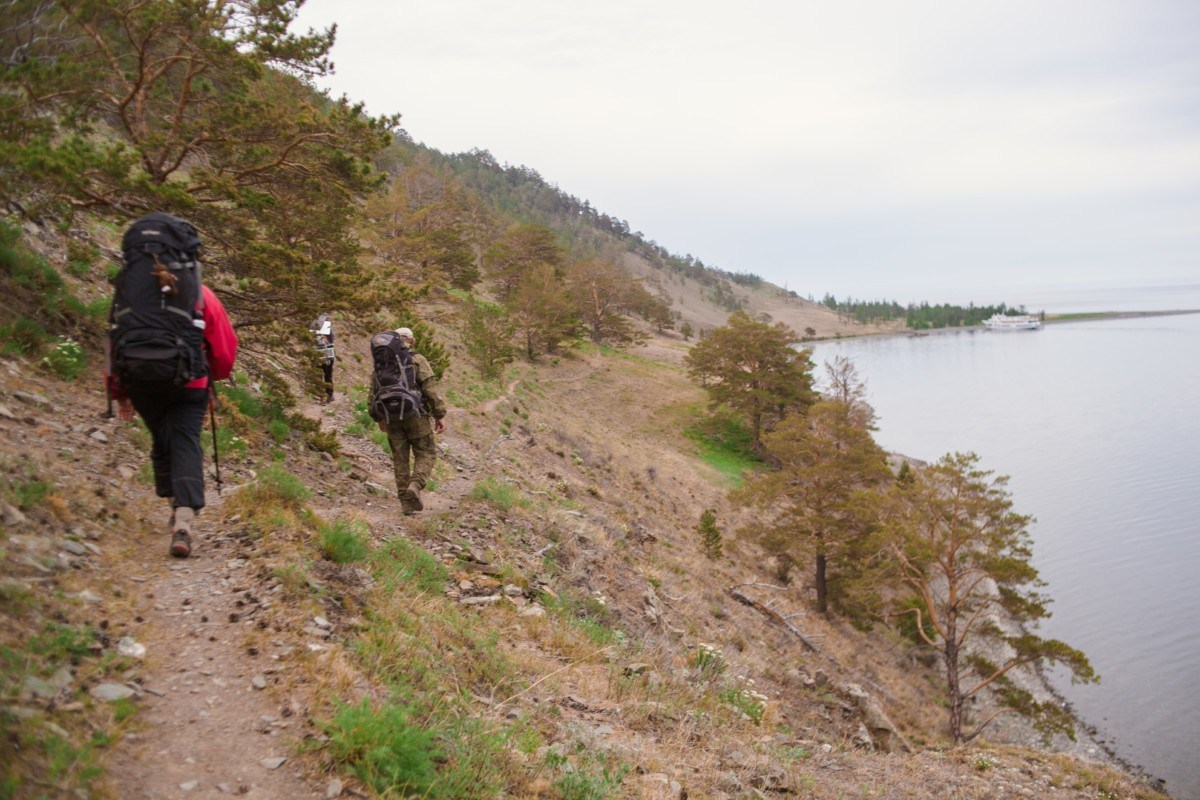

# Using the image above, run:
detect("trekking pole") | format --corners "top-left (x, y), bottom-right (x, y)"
top-left (101, 336), bottom-right (114, 420)
top-left (209, 385), bottom-right (223, 495)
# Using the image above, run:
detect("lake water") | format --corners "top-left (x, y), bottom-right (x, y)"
top-left (810, 285), bottom-right (1200, 800)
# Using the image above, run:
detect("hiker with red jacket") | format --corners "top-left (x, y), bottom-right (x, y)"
top-left (107, 214), bottom-right (238, 558)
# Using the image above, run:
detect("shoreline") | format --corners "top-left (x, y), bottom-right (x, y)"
top-left (804, 307), bottom-right (1200, 345)
top-left (1043, 308), bottom-right (1200, 323)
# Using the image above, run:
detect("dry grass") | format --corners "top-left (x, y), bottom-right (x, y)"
top-left (0, 240), bottom-right (1172, 798)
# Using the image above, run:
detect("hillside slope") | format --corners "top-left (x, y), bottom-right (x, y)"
top-left (0, 229), bottom-right (1168, 799)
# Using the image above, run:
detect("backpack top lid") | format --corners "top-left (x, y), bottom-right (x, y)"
top-left (122, 212), bottom-right (201, 263)
top-left (372, 330), bottom-right (407, 351)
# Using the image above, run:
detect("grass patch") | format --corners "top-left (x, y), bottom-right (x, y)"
top-left (0, 622), bottom-right (120, 798)
top-left (315, 531), bottom-right (526, 797)
top-left (0, 314), bottom-right (50, 357)
top-left (467, 477), bottom-right (526, 511)
top-left (323, 698), bottom-right (441, 796)
top-left (8, 478), bottom-right (52, 510)
top-left (683, 407), bottom-right (762, 485)
top-left (543, 592), bottom-right (622, 647)
top-left (546, 747), bottom-right (630, 800)
top-left (371, 536), bottom-right (448, 594)
top-left (319, 519), bottom-right (371, 564)
top-left (223, 464), bottom-right (312, 534)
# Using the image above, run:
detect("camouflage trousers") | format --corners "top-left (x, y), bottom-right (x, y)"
top-left (383, 413), bottom-right (437, 496)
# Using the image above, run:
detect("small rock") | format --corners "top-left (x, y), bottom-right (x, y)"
top-left (76, 589), bottom-right (103, 604)
top-left (60, 540), bottom-right (88, 556)
top-left (90, 683), bottom-right (136, 702)
top-left (251, 676), bottom-right (267, 690)
top-left (460, 595), bottom-right (502, 606)
top-left (623, 663), bottom-right (650, 677)
top-left (41, 720), bottom-right (70, 738)
top-left (260, 757), bottom-right (287, 770)
top-left (313, 616), bottom-right (332, 630)
top-left (503, 584), bottom-right (524, 596)
top-left (89, 430), bottom-right (109, 443)
top-left (117, 637), bottom-right (146, 659)
top-left (117, 465), bottom-right (136, 480)
top-left (180, 780), bottom-right (199, 791)
top-left (519, 605), bottom-right (546, 618)
top-left (22, 668), bottom-right (74, 700)
top-left (0, 403), bottom-right (15, 419)
top-left (12, 390), bottom-right (52, 409)
top-left (325, 778), bottom-right (344, 798)
top-left (1, 501), bottom-right (27, 527)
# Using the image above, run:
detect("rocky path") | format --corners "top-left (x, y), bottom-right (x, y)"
top-left (100, 521), bottom-right (332, 799)
top-left (99, 375), bottom-right (503, 799)
top-left (98, 392), bottom-right (420, 799)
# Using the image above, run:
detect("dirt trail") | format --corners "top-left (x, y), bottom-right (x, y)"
top-left (99, 379), bottom-right (477, 798)
top-left (100, 507), bottom-right (329, 799)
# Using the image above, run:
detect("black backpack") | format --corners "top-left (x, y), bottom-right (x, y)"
top-left (109, 213), bottom-right (207, 389)
top-left (369, 331), bottom-right (424, 422)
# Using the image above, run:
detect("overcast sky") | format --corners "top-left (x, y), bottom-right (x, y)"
top-left (294, 0), bottom-right (1199, 305)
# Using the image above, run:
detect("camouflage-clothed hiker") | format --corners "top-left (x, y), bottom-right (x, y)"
top-left (373, 327), bottom-right (447, 514)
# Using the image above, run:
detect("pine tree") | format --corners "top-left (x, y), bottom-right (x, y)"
top-left (685, 311), bottom-right (816, 449)
top-left (696, 509), bottom-right (722, 560)
top-left (883, 452), bottom-right (1096, 743)
top-left (734, 401), bottom-right (891, 614)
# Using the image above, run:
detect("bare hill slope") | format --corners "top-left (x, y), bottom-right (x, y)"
top-left (0, 246), bottom-right (1167, 798)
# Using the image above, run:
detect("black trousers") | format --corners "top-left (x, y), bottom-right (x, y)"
top-left (128, 387), bottom-right (210, 511)
top-left (321, 360), bottom-right (334, 399)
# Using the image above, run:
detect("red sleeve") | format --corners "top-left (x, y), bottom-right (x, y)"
top-left (201, 285), bottom-right (238, 381)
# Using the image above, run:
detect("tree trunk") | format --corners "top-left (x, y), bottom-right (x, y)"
top-left (815, 552), bottom-right (828, 614)
top-left (945, 625), bottom-right (963, 742)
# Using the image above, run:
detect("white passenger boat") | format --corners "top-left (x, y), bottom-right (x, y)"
top-left (983, 313), bottom-right (1043, 330)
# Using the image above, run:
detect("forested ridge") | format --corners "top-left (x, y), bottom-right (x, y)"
top-left (0, 3), bottom-right (1171, 799)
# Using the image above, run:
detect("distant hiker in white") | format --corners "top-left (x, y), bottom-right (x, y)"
top-left (311, 313), bottom-right (335, 403)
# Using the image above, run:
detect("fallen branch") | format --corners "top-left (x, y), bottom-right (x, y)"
top-left (726, 584), bottom-right (836, 663)
top-left (482, 434), bottom-right (512, 463)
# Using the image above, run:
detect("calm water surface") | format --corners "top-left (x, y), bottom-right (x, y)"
top-left (811, 289), bottom-right (1200, 799)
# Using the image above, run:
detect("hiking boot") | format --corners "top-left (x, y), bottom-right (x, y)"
top-left (400, 497), bottom-right (418, 516)
top-left (169, 530), bottom-right (192, 558)
top-left (403, 482), bottom-right (423, 511)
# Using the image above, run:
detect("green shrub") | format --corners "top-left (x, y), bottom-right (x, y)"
top-left (65, 239), bottom-right (97, 278)
top-left (719, 685), bottom-right (767, 724)
top-left (323, 699), bottom-right (441, 797)
top-left (266, 417), bottom-right (289, 444)
top-left (0, 315), bottom-right (49, 357)
top-left (689, 642), bottom-right (725, 677)
top-left (237, 465), bottom-right (310, 510)
top-left (11, 478), bottom-right (52, 510)
top-left (547, 749), bottom-right (629, 800)
top-left (319, 519), bottom-right (370, 564)
top-left (696, 508), bottom-right (723, 559)
top-left (41, 336), bottom-right (87, 380)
